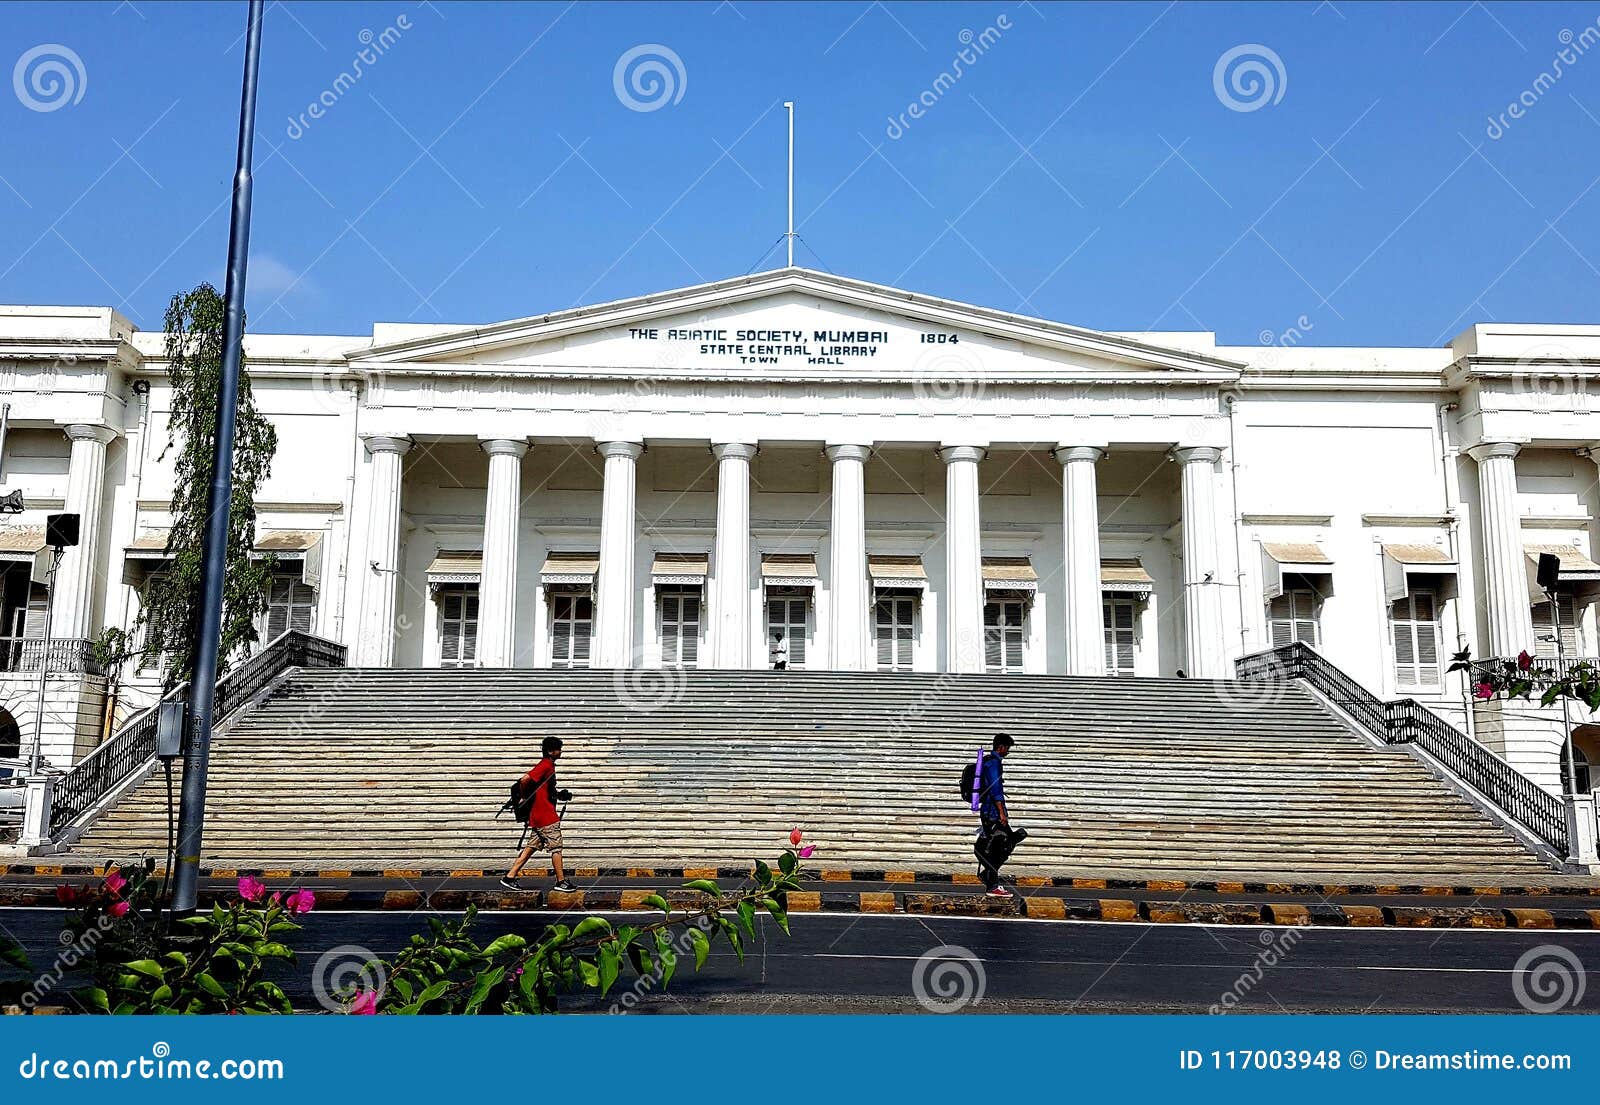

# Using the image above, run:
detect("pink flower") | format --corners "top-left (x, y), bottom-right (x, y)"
top-left (1473, 681), bottom-right (1495, 700)
top-left (788, 827), bottom-right (804, 846)
top-left (348, 989), bottom-right (380, 1015)
top-left (797, 845), bottom-right (815, 859)
top-left (54, 885), bottom-right (78, 905)
top-left (237, 876), bottom-right (266, 902)
top-left (283, 888), bottom-right (316, 915)
top-left (103, 870), bottom-right (127, 894)
top-left (1518, 650), bottom-right (1533, 672)
top-left (109, 900), bottom-right (130, 918)
top-left (270, 892), bottom-right (282, 906)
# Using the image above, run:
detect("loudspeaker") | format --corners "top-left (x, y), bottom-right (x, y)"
top-left (1537, 552), bottom-right (1562, 593)
top-left (45, 512), bottom-right (79, 549)
top-left (156, 700), bottom-right (187, 759)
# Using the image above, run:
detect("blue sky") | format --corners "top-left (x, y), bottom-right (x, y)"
top-left (2, 1), bottom-right (1600, 346)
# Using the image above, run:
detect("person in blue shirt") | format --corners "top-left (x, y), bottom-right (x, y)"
top-left (976, 733), bottom-right (1016, 897)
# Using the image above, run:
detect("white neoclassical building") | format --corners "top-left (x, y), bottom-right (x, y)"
top-left (1, 267), bottom-right (1599, 791)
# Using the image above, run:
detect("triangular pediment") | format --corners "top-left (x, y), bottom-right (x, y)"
top-left (350, 268), bottom-right (1242, 381)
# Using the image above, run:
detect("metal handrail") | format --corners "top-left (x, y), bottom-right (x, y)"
top-left (46, 630), bottom-right (346, 836)
top-left (1236, 641), bottom-right (1570, 856)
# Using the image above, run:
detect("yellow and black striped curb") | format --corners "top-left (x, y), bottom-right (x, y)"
top-left (5, 863), bottom-right (1599, 899)
top-left (5, 882), bottom-right (1600, 928)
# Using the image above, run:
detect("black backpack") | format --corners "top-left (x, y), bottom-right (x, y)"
top-left (957, 749), bottom-right (985, 809)
top-left (499, 778), bottom-right (537, 823)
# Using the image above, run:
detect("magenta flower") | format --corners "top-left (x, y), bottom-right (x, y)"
top-left (1473, 681), bottom-right (1495, 700)
top-left (54, 884), bottom-right (78, 905)
top-left (797, 845), bottom-right (815, 859)
top-left (237, 876), bottom-right (266, 902)
top-left (109, 900), bottom-right (130, 918)
top-left (349, 989), bottom-right (380, 1015)
top-left (1518, 650), bottom-right (1533, 672)
top-left (103, 870), bottom-right (127, 894)
top-left (284, 888), bottom-right (316, 915)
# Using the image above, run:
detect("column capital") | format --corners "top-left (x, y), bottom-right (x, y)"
top-left (1169, 444), bottom-right (1222, 465)
top-left (1467, 440), bottom-right (1526, 463)
top-left (938, 444), bottom-right (986, 464)
top-left (363, 434), bottom-right (413, 457)
top-left (711, 441), bottom-right (759, 461)
top-left (596, 440), bottom-right (644, 461)
top-left (1054, 445), bottom-right (1106, 465)
top-left (63, 423), bottom-right (117, 445)
top-left (825, 443), bottom-right (872, 463)
top-left (480, 437), bottom-right (529, 458)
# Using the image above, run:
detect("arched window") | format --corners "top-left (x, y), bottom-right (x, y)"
top-left (1569, 726), bottom-right (1600, 795)
top-left (0, 709), bottom-right (20, 779)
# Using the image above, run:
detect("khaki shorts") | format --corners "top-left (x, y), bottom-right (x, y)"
top-left (527, 822), bottom-right (564, 853)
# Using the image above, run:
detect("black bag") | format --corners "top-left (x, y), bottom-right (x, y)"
top-left (499, 778), bottom-right (537, 823)
top-left (957, 749), bottom-right (984, 806)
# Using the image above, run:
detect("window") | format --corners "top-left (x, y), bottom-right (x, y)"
top-left (1268, 589), bottom-right (1320, 648)
top-left (1103, 596), bottom-right (1137, 676)
top-left (1574, 744), bottom-right (1592, 796)
top-left (766, 590), bottom-right (808, 669)
top-left (874, 593), bottom-right (916, 672)
top-left (983, 597), bottom-right (1026, 674)
top-left (263, 571), bottom-right (316, 641)
top-left (0, 708), bottom-right (18, 777)
top-left (658, 586), bottom-right (701, 666)
top-left (1532, 593), bottom-right (1580, 658)
top-left (550, 592), bottom-right (593, 669)
top-left (1390, 589), bottom-right (1441, 688)
top-left (438, 586), bottom-right (479, 668)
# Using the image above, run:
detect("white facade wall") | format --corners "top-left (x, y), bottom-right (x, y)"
top-left (1, 271), bottom-right (1598, 788)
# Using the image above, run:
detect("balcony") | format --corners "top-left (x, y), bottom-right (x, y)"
top-left (0, 636), bottom-right (105, 676)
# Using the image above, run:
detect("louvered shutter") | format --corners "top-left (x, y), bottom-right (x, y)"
top-left (289, 580), bottom-right (315, 633)
top-left (660, 592), bottom-right (681, 664)
top-left (983, 601), bottom-right (1003, 672)
top-left (787, 600), bottom-right (806, 668)
top-left (1293, 591), bottom-right (1318, 647)
top-left (680, 591), bottom-right (700, 665)
top-left (1104, 597), bottom-right (1136, 676)
top-left (461, 591), bottom-right (479, 663)
top-left (572, 596), bottom-right (592, 666)
top-left (1532, 594), bottom-right (1580, 658)
top-left (895, 598), bottom-right (914, 671)
top-left (875, 598), bottom-right (893, 670)
top-left (1268, 590), bottom-right (1318, 647)
top-left (551, 595), bottom-right (573, 667)
top-left (1391, 590), bottom-right (1441, 688)
top-left (24, 583), bottom-right (48, 639)
top-left (441, 592), bottom-right (463, 666)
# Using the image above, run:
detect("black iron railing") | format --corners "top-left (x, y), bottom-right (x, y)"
top-left (0, 637), bottom-right (105, 676)
top-left (47, 630), bottom-right (346, 836)
top-left (1236, 641), bottom-right (1570, 856)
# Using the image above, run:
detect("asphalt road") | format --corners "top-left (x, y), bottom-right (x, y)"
top-left (4, 906), bottom-right (1597, 1014)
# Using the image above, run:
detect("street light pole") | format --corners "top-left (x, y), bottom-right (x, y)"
top-left (171, 0), bottom-right (265, 914)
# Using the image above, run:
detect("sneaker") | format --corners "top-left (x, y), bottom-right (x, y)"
top-left (985, 885), bottom-right (1014, 898)
top-left (498, 877), bottom-right (523, 891)
top-left (550, 880), bottom-right (578, 894)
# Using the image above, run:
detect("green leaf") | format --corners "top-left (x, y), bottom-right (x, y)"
top-left (615, 925), bottom-right (640, 949)
top-left (465, 967), bottom-right (505, 1015)
top-left (150, 984), bottom-right (173, 1005)
top-left (779, 850), bottom-right (797, 876)
top-left (655, 931), bottom-right (677, 988)
top-left (641, 893), bottom-right (672, 916)
top-left (736, 900), bottom-right (757, 937)
top-left (761, 897), bottom-right (791, 935)
top-left (577, 958), bottom-right (600, 987)
top-left (755, 859), bottom-right (773, 883)
top-left (195, 973), bottom-right (228, 1000)
top-left (569, 917), bottom-right (612, 941)
top-left (83, 987), bottom-right (110, 1013)
top-left (482, 934), bottom-right (529, 957)
top-left (682, 879), bottom-right (721, 896)
top-left (414, 981), bottom-right (449, 1010)
top-left (688, 927), bottom-right (711, 971)
top-left (597, 945), bottom-right (621, 997)
top-left (255, 980), bottom-right (292, 1014)
top-left (0, 938), bottom-right (31, 972)
top-left (124, 959), bottom-right (165, 980)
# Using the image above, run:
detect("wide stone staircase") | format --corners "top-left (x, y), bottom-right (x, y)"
top-left (75, 667), bottom-right (1554, 881)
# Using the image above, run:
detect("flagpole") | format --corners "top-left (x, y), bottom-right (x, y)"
top-left (784, 101), bottom-right (795, 267)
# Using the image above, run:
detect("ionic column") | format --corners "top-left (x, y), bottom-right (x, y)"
top-left (357, 435), bottom-right (412, 667)
top-left (478, 438), bottom-right (528, 668)
top-left (1056, 445), bottom-right (1106, 676)
top-left (940, 445), bottom-right (986, 673)
top-left (1172, 445), bottom-right (1227, 679)
top-left (1469, 441), bottom-right (1533, 657)
top-left (53, 424), bottom-right (117, 640)
top-left (826, 444), bottom-right (872, 671)
top-left (710, 442), bottom-right (757, 669)
top-left (594, 440), bottom-right (643, 668)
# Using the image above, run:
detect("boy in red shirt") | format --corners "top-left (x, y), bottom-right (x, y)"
top-left (502, 736), bottom-right (575, 892)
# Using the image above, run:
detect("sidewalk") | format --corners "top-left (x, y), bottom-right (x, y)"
top-left (6, 866), bottom-right (1600, 930)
